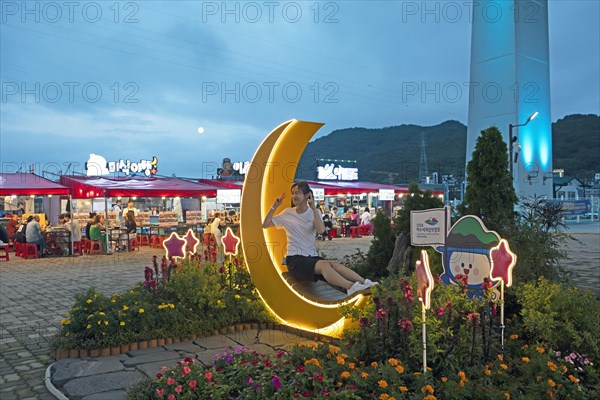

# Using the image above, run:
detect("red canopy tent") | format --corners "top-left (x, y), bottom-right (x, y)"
top-left (0, 173), bottom-right (70, 195)
top-left (60, 176), bottom-right (218, 199)
top-left (306, 180), bottom-right (412, 196)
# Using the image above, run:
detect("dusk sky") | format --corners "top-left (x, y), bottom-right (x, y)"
top-left (1, 0), bottom-right (598, 178)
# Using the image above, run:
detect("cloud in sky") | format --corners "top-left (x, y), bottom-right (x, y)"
top-left (1, 0), bottom-right (598, 178)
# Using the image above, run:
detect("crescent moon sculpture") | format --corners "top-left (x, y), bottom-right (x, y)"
top-left (240, 120), bottom-right (369, 337)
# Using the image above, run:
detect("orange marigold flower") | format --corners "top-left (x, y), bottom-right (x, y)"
top-left (341, 353), bottom-right (348, 359)
top-left (399, 386), bottom-right (408, 392)
top-left (337, 356), bottom-right (345, 365)
top-left (340, 371), bottom-right (350, 379)
top-left (485, 369), bottom-right (491, 376)
top-left (329, 345), bottom-right (340, 354)
top-left (523, 344), bottom-right (529, 350)
top-left (568, 375), bottom-right (580, 383)
top-left (458, 371), bottom-right (466, 380)
top-left (547, 362), bottom-right (557, 371)
top-left (505, 393), bottom-right (511, 400)
top-left (521, 357), bottom-right (530, 363)
top-left (423, 396), bottom-right (437, 400)
top-left (349, 362), bottom-right (356, 369)
top-left (497, 354), bottom-right (503, 361)
top-left (536, 347), bottom-right (545, 354)
top-left (561, 365), bottom-right (567, 373)
top-left (500, 363), bottom-right (508, 370)
top-left (361, 372), bottom-right (368, 378)
top-left (395, 365), bottom-right (404, 374)
top-left (371, 361), bottom-right (378, 367)
top-left (379, 394), bottom-right (390, 400)
top-left (421, 384), bottom-right (434, 394)
top-left (509, 334), bottom-right (518, 340)
top-left (441, 377), bottom-right (448, 383)
top-left (378, 380), bottom-right (388, 389)
top-left (388, 358), bottom-right (399, 366)
top-left (548, 379), bottom-right (556, 387)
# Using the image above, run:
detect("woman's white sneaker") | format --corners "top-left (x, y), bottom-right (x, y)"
top-left (347, 281), bottom-right (368, 296)
top-left (363, 279), bottom-right (379, 288)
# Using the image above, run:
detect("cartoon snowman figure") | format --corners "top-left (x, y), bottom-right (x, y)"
top-left (436, 215), bottom-right (500, 296)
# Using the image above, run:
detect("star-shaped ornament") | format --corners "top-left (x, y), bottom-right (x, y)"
top-left (415, 250), bottom-right (434, 309)
top-left (162, 232), bottom-right (186, 259)
top-left (183, 229), bottom-right (200, 254)
top-left (221, 227), bottom-right (240, 256)
top-left (490, 239), bottom-right (517, 287)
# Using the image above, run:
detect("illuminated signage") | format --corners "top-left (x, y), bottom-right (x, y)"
top-left (316, 159), bottom-right (358, 181)
top-left (379, 189), bottom-right (395, 201)
top-left (85, 154), bottom-right (158, 177)
top-left (216, 189), bottom-right (241, 204)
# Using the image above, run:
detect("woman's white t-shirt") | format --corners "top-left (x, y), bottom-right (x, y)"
top-left (272, 207), bottom-right (320, 257)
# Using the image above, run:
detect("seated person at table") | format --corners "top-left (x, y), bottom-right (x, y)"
top-left (360, 207), bottom-right (374, 235)
top-left (6, 214), bottom-right (20, 242)
top-left (25, 215), bottom-right (46, 255)
top-left (0, 224), bottom-right (9, 244)
top-left (89, 215), bottom-right (107, 252)
top-left (61, 213), bottom-right (83, 254)
top-left (15, 216), bottom-right (31, 243)
top-left (211, 212), bottom-right (225, 245)
top-left (85, 212), bottom-right (97, 239)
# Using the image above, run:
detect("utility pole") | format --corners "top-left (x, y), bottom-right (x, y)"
top-left (419, 133), bottom-right (428, 184)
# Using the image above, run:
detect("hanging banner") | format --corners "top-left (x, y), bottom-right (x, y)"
top-left (410, 207), bottom-right (447, 246)
top-left (378, 189), bottom-right (395, 201)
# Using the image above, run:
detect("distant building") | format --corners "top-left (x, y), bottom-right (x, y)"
top-left (553, 177), bottom-right (586, 200)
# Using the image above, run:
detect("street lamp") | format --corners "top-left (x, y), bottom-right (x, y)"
top-left (509, 111), bottom-right (538, 178)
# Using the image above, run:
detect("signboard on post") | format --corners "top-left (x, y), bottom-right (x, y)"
top-left (410, 207), bottom-right (448, 246)
top-left (378, 189), bottom-right (395, 201)
top-left (312, 188), bottom-right (325, 201)
top-left (216, 189), bottom-right (241, 204)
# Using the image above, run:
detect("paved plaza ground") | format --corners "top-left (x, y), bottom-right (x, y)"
top-left (0, 225), bottom-right (597, 399)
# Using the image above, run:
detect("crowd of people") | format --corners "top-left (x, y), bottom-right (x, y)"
top-left (316, 204), bottom-right (375, 240)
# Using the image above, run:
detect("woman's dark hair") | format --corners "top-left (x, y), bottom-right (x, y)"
top-left (26, 215), bottom-right (34, 223)
top-left (364, 207), bottom-right (370, 213)
top-left (89, 212), bottom-right (97, 218)
top-left (291, 181), bottom-right (311, 195)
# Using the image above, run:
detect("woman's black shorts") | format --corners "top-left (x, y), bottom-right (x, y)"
top-left (285, 255), bottom-right (323, 282)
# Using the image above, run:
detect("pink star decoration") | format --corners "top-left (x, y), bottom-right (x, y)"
top-left (415, 250), bottom-right (434, 309)
top-left (490, 239), bottom-right (517, 287)
top-left (221, 227), bottom-right (240, 256)
top-left (183, 229), bottom-right (200, 254)
top-left (162, 232), bottom-right (186, 259)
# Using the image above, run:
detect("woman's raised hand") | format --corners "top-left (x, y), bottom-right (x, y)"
top-left (272, 193), bottom-right (286, 209)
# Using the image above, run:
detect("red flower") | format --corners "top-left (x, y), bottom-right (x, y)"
top-left (375, 308), bottom-right (387, 320)
top-left (155, 373), bottom-right (163, 379)
top-left (156, 389), bottom-right (164, 397)
top-left (167, 377), bottom-right (175, 385)
top-left (182, 366), bottom-right (191, 377)
top-left (205, 371), bottom-right (213, 382)
top-left (174, 385), bottom-right (182, 393)
top-left (188, 380), bottom-right (197, 389)
top-left (296, 365), bottom-right (306, 372)
top-left (315, 374), bottom-right (323, 381)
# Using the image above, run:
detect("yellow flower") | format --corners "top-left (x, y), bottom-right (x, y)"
top-left (360, 372), bottom-right (368, 378)
top-left (234, 294), bottom-right (241, 299)
top-left (521, 357), bottom-right (530, 363)
top-left (111, 299), bottom-right (116, 303)
top-left (86, 299), bottom-right (92, 304)
top-left (304, 358), bottom-right (321, 368)
top-left (340, 371), bottom-right (350, 379)
top-left (548, 379), bottom-right (556, 387)
top-left (395, 365), bottom-right (404, 374)
top-left (217, 300), bottom-right (222, 305)
top-left (399, 386), bottom-right (408, 392)
top-left (86, 324), bottom-right (91, 329)
top-left (510, 334), bottom-right (518, 340)
top-left (505, 393), bottom-right (510, 400)
top-left (336, 356), bottom-right (345, 365)
top-left (500, 363), bottom-right (508, 370)
top-left (122, 305), bottom-right (129, 311)
top-left (388, 358), bottom-right (399, 366)
top-left (379, 394), bottom-right (390, 400)
top-left (329, 345), bottom-right (340, 354)
top-left (371, 361), bottom-right (378, 367)
top-left (421, 384), bottom-right (434, 394)
top-left (65, 332), bottom-right (70, 337)
top-left (568, 375), bottom-right (580, 383)
top-left (97, 320), bottom-right (101, 325)
top-left (536, 346), bottom-right (545, 354)
top-left (98, 312), bottom-right (105, 316)
top-left (104, 320), bottom-right (109, 326)
top-left (60, 319), bottom-right (71, 325)
top-left (441, 377), bottom-right (448, 382)
top-left (547, 361), bottom-right (557, 371)
top-left (119, 321), bottom-right (125, 326)
top-left (138, 308), bottom-right (144, 314)
top-left (168, 304), bottom-right (174, 309)
top-left (348, 362), bottom-right (355, 369)
top-left (378, 380), bottom-right (388, 389)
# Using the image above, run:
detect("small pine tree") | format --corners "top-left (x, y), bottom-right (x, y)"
top-left (459, 126), bottom-right (517, 233)
top-left (362, 210), bottom-right (396, 279)
top-left (394, 182), bottom-right (445, 239)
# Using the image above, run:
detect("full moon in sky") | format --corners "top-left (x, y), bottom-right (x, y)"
top-left (197, 127), bottom-right (205, 134)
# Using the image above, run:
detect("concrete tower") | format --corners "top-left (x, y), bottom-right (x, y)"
top-left (466, 0), bottom-right (553, 199)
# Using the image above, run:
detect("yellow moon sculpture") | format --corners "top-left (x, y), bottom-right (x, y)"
top-left (240, 120), bottom-right (369, 337)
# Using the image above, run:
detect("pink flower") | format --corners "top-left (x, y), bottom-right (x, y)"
top-left (156, 389), bottom-right (164, 397)
top-left (272, 375), bottom-right (281, 390)
top-left (467, 312), bottom-right (480, 322)
top-left (375, 308), bottom-right (387, 320)
top-left (182, 366), bottom-right (191, 377)
top-left (445, 301), bottom-right (452, 308)
top-left (398, 319), bottom-right (413, 332)
top-left (168, 395), bottom-right (175, 400)
top-left (435, 307), bottom-right (445, 316)
top-left (205, 371), bottom-right (213, 382)
top-left (246, 376), bottom-right (253, 386)
top-left (188, 380), bottom-right (197, 389)
top-left (167, 377), bottom-right (175, 386)
top-left (174, 385), bottom-right (182, 393)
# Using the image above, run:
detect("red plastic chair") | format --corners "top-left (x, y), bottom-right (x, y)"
top-left (89, 241), bottom-right (103, 255)
top-left (350, 226), bottom-right (361, 238)
top-left (22, 244), bottom-right (39, 259)
top-left (0, 245), bottom-right (9, 261)
top-left (72, 241), bottom-right (83, 256)
top-left (129, 238), bottom-right (140, 251)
